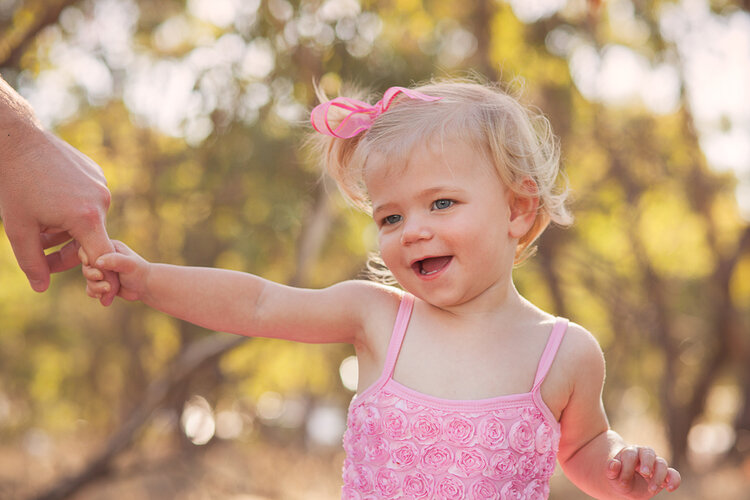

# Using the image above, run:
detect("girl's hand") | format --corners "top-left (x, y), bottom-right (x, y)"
top-left (79, 240), bottom-right (149, 302)
top-left (606, 446), bottom-right (681, 498)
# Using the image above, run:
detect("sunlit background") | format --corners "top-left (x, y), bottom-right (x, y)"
top-left (15, 0), bottom-right (750, 216)
top-left (1, 0), bottom-right (749, 499)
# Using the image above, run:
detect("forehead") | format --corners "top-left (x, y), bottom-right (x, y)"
top-left (363, 137), bottom-right (496, 188)
top-left (363, 139), bottom-right (504, 215)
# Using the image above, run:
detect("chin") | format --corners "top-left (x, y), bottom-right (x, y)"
top-left (408, 287), bottom-right (468, 309)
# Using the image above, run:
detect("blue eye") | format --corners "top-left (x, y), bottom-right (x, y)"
top-left (432, 199), bottom-right (454, 210)
top-left (383, 214), bottom-right (402, 225)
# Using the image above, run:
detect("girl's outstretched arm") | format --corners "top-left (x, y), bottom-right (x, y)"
top-left (555, 324), bottom-right (681, 499)
top-left (80, 240), bottom-right (389, 346)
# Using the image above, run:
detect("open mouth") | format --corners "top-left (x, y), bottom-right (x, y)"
top-left (411, 256), bottom-right (452, 277)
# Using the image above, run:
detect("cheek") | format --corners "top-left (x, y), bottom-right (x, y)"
top-left (378, 232), bottom-right (405, 270)
top-left (443, 217), bottom-right (482, 245)
top-left (377, 232), bottom-right (396, 259)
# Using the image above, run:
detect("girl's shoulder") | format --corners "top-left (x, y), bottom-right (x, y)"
top-left (514, 300), bottom-right (603, 368)
top-left (542, 320), bottom-right (606, 420)
top-left (330, 279), bottom-right (404, 333)
top-left (515, 305), bottom-right (604, 373)
top-left (553, 321), bottom-right (607, 390)
top-left (563, 322), bottom-right (605, 367)
top-left (331, 279), bottom-right (403, 310)
top-left (333, 280), bottom-right (407, 373)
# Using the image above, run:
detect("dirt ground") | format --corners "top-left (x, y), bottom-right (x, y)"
top-left (2, 435), bottom-right (749, 500)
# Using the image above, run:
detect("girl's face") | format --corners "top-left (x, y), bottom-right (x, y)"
top-left (365, 139), bottom-right (528, 311)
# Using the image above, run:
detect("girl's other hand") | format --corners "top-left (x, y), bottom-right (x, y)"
top-left (606, 446), bottom-right (681, 498)
top-left (79, 240), bottom-right (149, 302)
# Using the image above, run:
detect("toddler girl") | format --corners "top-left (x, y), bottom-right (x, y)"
top-left (82, 80), bottom-right (681, 499)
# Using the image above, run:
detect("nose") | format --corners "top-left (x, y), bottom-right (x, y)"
top-left (400, 216), bottom-right (433, 245)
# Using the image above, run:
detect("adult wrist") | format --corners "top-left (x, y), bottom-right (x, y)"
top-left (0, 77), bottom-right (44, 169)
top-left (0, 121), bottom-right (45, 177)
top-left (0, 77), bottom-right (41, 129)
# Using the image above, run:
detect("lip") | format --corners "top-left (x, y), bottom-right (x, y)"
top-left (410, 255), bottom-right (453, 280)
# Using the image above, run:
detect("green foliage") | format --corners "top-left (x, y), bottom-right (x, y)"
top-left (0, 0), bottom-right (748, 481)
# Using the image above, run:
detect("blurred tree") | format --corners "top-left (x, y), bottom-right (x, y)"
top-left (1, 0), bottom-right (749, 498)
top-left (0, 0), bottom-right (79, 67)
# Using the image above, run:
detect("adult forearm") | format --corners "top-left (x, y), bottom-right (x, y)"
top-left (0, 76), bottom-right (39, 130)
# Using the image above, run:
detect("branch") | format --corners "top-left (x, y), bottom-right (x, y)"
top-left (29, 333), bottom-right (246, 500)
top-left (289, 176), bottom-right (335, 287)
top-left (0, 0), bottom-right (81, 69)
top-left (471, 0), bottom-right (498, 81)
top-left (536, 229), bottom-right (570, 318)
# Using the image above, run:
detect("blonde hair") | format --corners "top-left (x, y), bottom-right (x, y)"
top-left (311, 77), bottom-right (572, 265)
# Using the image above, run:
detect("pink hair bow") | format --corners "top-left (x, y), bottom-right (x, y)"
top-left (310, 86), bottom-right (441, 139)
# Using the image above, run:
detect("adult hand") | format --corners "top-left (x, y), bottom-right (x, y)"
top-left (0, 78), bottom-right (120, 305)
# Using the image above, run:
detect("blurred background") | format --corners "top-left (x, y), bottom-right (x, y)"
top-left (1, 0), bottom-right (749, 498)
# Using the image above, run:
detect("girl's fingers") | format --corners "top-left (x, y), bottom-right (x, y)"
top-left (95, 253), bottom-right (135, 274)
top-left (111, 239), bottom-right (134, 255)
top-left (648, 457), bottom-right (668, 493)
top-left (616, 447), bottom-right (638, 483)
top-left (82, 264), bottom-right (104, 281)
top-left (611, 446), bottom-right (680, 495)
top-left (606, 459), bottom-right (622, 480)
top-left (86, 279), bottom-right (110, 296)
top-left (79, 244), bottom-right (132, 272)
top-left (664, 468), bottom-right (681, 492)
top-left (637, 447), bottom-right (656, 478)
top-left (86, 283), bottom-right (101, 299)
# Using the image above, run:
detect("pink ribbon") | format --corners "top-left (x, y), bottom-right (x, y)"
top-left (310, 86), bottom-right (441, 138)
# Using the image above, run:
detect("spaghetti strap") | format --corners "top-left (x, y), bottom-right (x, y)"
top-left (532, 317), bottom-right (569, 391)
top-left (381, 293), bottom-right (415, 381)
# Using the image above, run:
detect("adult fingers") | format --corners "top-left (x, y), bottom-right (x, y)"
top-left (4, 218), bottom-right (50, 292)
top-left (78, 244), bottom-right (89, 266)
top-left (41, 231), bottom-right (72, 250)
top-left (50, 132), bottom-right (108, 184)
top-left (66, 206), bottom-right (112, 262)
top-left (46, 239), bottom-right (82, 273)
top-left (71, 217), bottom-right (120, 306)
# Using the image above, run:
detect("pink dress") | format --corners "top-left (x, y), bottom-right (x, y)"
top-left (341, 293), bottom-right (568, 499)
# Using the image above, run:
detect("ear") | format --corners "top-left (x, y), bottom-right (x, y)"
top-left (508, 178), bottom-right (540, 239)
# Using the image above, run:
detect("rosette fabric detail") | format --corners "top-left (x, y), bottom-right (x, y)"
top-left (341, 294), bottom-right (568, 499)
